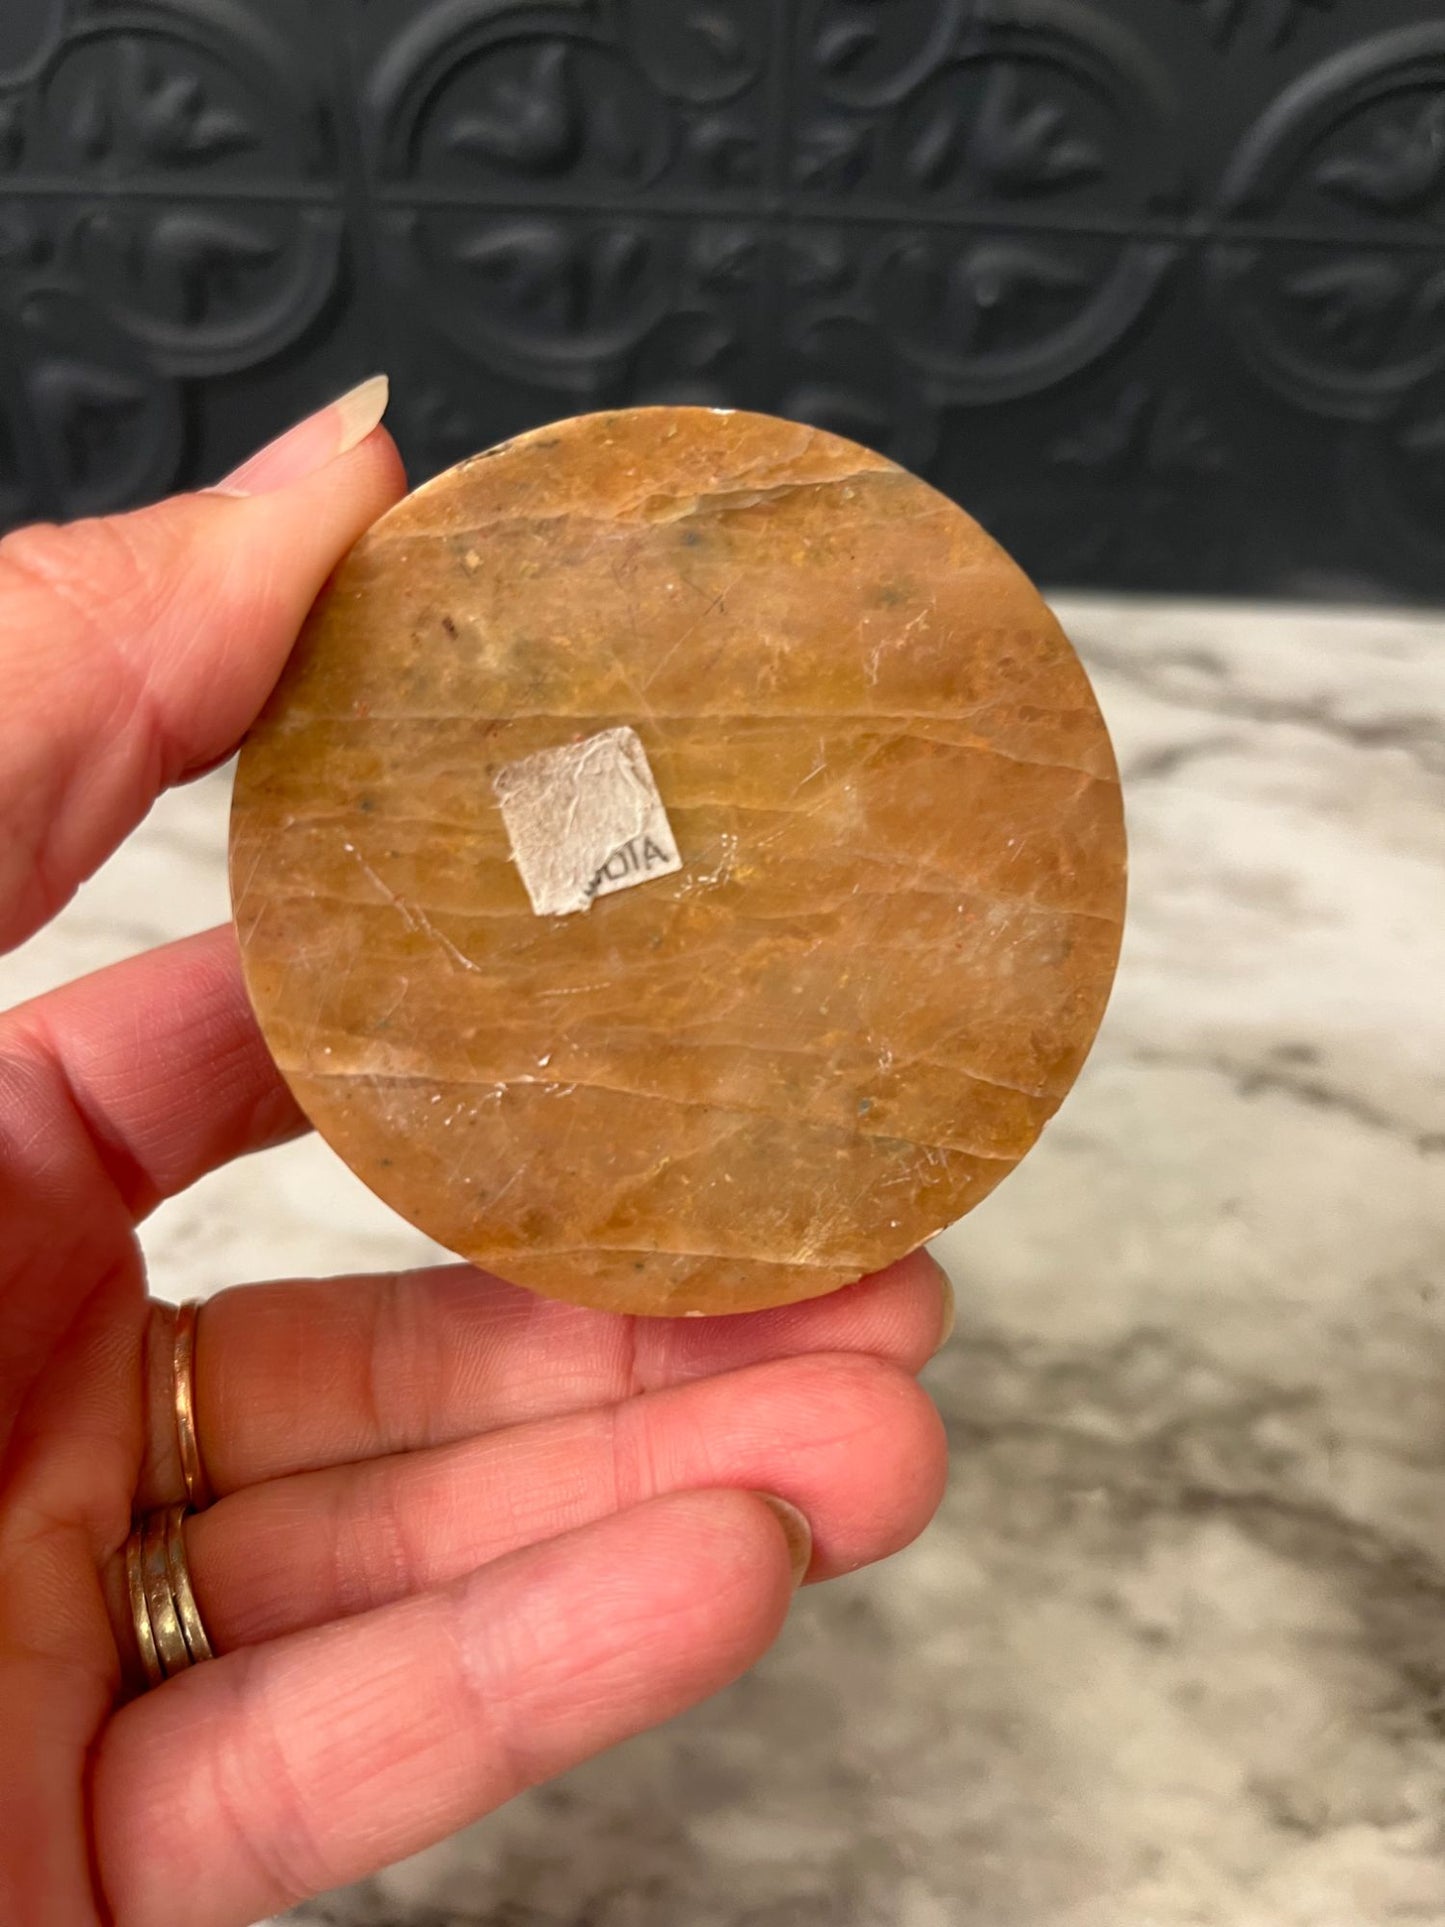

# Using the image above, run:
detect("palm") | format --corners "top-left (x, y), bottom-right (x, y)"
top-left (0, 414), bottom-right (949, 1926)
top-left (3, 1181), bottom-right (148, 1916)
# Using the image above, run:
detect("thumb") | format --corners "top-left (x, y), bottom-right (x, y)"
top-left (0, 377), bottom-right (407, 953)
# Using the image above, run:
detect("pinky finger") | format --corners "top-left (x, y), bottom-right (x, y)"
top-left (93, 1491), bottom-right (801, 1927)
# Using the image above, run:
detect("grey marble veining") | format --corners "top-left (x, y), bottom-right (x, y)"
top-left (4, 598), bottom-right (1443, 1926)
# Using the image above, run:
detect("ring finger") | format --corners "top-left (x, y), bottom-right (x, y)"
top-left (138, 1247), bottom-right (953, 1507)
top-left (140, 1351), bottom-right (947, 1656)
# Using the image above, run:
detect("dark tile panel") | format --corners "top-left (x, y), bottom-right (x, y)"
top-left (2, 0), bottom-right (1444, 599)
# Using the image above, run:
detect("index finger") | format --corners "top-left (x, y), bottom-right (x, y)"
top-left (0, 379), bottom-right (405, 954)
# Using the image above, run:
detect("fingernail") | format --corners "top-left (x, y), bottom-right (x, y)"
top-left (909, 1247), bottom-right (956, 1354)
top-left (935, 1264), bottom-right (956, 1353)
top-left (213, 374), bottom-right (390, 496)
top-left (755, 1494), bottom-right (812, 1589)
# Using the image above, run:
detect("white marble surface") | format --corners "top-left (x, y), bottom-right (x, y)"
top-left (4, 597), bottom-right (1443, 1926)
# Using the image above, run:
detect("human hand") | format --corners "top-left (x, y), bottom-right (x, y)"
top-left (0, 382), bottom-right (952, 1927)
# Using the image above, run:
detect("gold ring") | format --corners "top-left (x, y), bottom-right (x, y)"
top-left (166, 1506), bottom-right (213, 1663)
top-left (125, 1506), bottom-right (215, 1689)
top-left (125, 1527), bottom-right (164, 1691)
top-left (140, 1511), bottom-right (189, 1677)
top-left (172, 1299), bottom-right (213, 1510)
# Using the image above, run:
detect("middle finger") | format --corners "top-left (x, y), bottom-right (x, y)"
top-left (139, 1249), bottom-right (952, 1506)
top-left (182, 1349), bottom-right (948, 1651)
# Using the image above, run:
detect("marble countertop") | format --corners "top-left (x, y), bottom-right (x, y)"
top-left (5, 596), bottom-right (1442, 1927)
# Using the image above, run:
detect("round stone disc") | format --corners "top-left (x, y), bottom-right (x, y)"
top-left (230, 408), bottom-right (1126, 1316)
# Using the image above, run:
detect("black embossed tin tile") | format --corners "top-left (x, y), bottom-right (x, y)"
top-left (2, 0), bottom-right (1444, 601)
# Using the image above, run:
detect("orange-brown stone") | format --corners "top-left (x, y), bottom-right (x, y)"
top-left (230, 408), bottom-right (1126, 1315)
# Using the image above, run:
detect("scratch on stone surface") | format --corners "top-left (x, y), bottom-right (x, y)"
top-left (485, 1167), bottom-right (523, 1210)
top-left (794, 1196), bottom-right (853, 1264)
top-left (231, 836), bottom-right (267, 912)
top-left (641, 570), bottom-right (746, 692)
top-left (866, 605), bottom-right (931, 685)
top-left (787, 741), bottom-right (828, 799)
top-left (410, 904), bottom-right (484, 974)
top-left (342, 841), bottom-right (482, 976)
top-left (605, 545), bottom-right (664, 729)
top-left (682, 831), bottom-right (738, 893)
top-left (370, 978), bottom-right (413, 1030)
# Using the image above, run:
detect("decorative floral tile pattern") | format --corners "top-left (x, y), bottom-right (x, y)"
top-left (2, 0), bottom-right (1443, 597)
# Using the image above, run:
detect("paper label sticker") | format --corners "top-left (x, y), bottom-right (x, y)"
top-left (492, 726), bottom-right (683, 918)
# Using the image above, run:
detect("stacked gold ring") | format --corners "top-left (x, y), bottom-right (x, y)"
top-left (125, 1505), bottom-right (213, 1688)
top-left (127, 1299), bottom-right (216, 1690)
